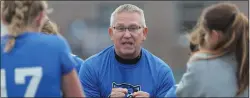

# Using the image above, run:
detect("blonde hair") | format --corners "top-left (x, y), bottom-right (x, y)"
top-left (189, 3), bottom-right (249, 95)
top-left (41, 19), bottom-right (60, 35)
top-left (110, 4), bottom-right (146, 27)
top-left (2, 1), bottom-right (48, 52)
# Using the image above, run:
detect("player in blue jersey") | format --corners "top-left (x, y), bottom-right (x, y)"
top-left (41, 16), bottom-right (84, 73)
top-left (1, 1), bottom-right (84, 97)
top-left (79, 4), bottom-right (176, 97)
top-left (71, 54), bottom-right (84, 73)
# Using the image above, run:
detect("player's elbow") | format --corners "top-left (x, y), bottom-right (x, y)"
top-left (62, 69), bottom-right (85, 97)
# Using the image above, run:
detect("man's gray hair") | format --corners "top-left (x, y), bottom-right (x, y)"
top-left (110, 4), bottom-right (146, 27)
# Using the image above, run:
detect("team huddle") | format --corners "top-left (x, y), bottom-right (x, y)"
top-left (1, 1), bottom-right (249, 98)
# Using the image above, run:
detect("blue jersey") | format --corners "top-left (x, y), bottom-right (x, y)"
top-left (79, 45), bottom-right (176, 97)
top-left (165, 85), bottom-right (177, 97)
top-left (1, 32), bottom-right (76, 97)
top-left (71, 54), bottom-right (84, 73)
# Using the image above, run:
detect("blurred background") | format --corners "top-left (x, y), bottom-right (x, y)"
top-left (3, 1), bottom-right (247, 83)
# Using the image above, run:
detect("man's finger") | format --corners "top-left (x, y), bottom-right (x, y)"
top-left (134, 96), bottom-right (144, 98)
top-left (132, 91), bottom-right (149, 97)
top-left (110, 92), bottom-right (126, 97)
top-left (133, 91), bottom-right (143, 96)
top-left (112, 88), bottom-right (128, 94)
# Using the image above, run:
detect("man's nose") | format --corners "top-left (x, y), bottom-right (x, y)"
top-left (123, 29), bottom-right (132, 38)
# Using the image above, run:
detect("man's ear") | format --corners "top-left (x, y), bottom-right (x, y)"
top-left (108, 27), bottom-right (114, 40)
top-left (142, 27), bottom-right (148, 41)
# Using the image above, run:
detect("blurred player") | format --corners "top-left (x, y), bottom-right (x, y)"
top-left (176, 3), bottom-right (248, 97)
top-left (41, 16), bottom-right (84, 73)
top-left (1, 1), bottom-right (84, 97)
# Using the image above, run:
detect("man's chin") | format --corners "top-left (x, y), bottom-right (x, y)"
top-left (119, 49), bottom-right (136, 57)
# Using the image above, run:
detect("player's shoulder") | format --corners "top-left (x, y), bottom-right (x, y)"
top-left (1, 33), bottom-right (68, 54)
top-left (31, 33), bottom-right (69, 50)
top-left (34, 33), bottom-right (65, 44)
top-left (71, 54), bottom-right (84, 64)
top-left (71, 54), bottom-right (84, 72)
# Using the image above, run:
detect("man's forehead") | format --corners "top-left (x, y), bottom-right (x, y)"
top-left (113, 12), bottom-right (141, 26)
top-left (115, 22), bottom-right (140, 26)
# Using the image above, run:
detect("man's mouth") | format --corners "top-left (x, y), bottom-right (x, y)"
top-left (122, 42), bottom-right (133, 45)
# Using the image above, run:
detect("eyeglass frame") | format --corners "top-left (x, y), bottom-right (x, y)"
top-left (112, 25), bottom-right (144, 34)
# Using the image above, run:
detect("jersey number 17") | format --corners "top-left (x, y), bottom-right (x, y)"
top-left (1, 67), bottom-right (42, 97)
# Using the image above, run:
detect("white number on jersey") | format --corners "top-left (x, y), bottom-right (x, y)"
top-left (1, 67), bottom-right (43, 97)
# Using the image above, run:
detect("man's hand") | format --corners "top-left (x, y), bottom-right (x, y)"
top-left (132, 91), bottom-right (150, 97)
top-left (109, 88), bottom-right (128, 98)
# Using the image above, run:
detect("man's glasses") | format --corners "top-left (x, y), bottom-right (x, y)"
top-left (113, 25), bottom-right (143, 33)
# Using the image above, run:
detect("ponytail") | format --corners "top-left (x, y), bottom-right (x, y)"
top-left (41, 19), bottom-right (60, 35)
top-left (234, 13), bottom-right (249, 95)
top-left (2, 1), bottom-right (47, 52)
top-left (4, 4), bottom-right (26, 52)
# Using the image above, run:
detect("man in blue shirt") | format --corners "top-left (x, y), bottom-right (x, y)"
top-left (79, 4), bottom-right (176, 97)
